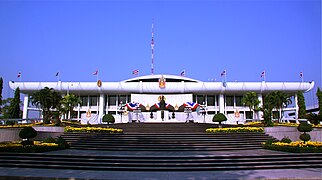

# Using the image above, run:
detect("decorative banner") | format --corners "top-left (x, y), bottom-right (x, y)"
top-left (154, 102), bottom-right (171, 109)
top-left (183, 102), bottom-right (199, 110)
top-left (81, 112), bottom-right (99, 125)
top-left (126, 102), bottom-right (142, 110)
top-left (159, 75), bottom-right (166, 89)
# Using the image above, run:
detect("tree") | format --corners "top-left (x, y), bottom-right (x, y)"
top-left (102, 114), bottom-right (115, 124)
top-left (242, 92), bottom-right (260, 119)
top-left (265, 91), bottom-right (292, 122)
top-left (212, 113), bottom-right (227, 127)
top-left (317, 88), bottom-right (322, 116)
top-left (0, 77), bottom-right (3, 113)
top-left (297, 121), bottom-right (312, 143)
top-left (297, 91), bottom-right (306, 119)
top-left (19, 127), bottom-right (37, 145)
top-left (60, 94), bottom-right (81, 120)
top-left (7, 87), bottom-right (21, 118)
top-left (31, 87), bottom-right (61, 124)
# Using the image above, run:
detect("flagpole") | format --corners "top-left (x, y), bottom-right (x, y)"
top-left (264, 70), bottom-right (266, 82)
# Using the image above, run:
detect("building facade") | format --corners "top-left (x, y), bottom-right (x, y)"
top-left (9, 74), bottom-right (314, 124)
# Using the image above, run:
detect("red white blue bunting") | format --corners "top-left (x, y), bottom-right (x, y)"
top-left (126, 102), bottom-right (142, 110)
top-left (183, 102), bottom-right (199, 110)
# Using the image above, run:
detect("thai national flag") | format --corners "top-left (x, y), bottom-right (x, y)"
top-left (132, 70), bottom-right (139, 75)
top-left (180, 70), bottom-right (185, 76)
top-left (17, 72), bottom-right (21, 78)
top-left (261, 71), bottom-right (265, 77)
top-left (221, 70), bottom-right (226, 77)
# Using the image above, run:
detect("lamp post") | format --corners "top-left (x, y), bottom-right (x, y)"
top-left (200, 102), bottom-right (207, 123)
top-left (118, 101), bottom-right (125, 123)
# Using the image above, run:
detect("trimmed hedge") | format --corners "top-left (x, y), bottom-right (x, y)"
top-left (263, 143), bottom-right (322, 153)
top-left (64, 126), bottom-right (123, 133)
top-left (206, 127), bottom-right (264, 133)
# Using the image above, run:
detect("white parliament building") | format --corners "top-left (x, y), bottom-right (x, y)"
top-left (9, 74), bottom-right (314, 124)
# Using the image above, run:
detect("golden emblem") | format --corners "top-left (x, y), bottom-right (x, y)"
top-left (159, 75), bottom-right (166, 89)
top-left (97, 80), bottom-right (102, 87)
top-left (86, 109), bottom-right (91, 118)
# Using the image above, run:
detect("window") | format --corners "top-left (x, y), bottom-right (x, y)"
top-left (127, 95), bottom-right (131, 103)
top-left (226, 96), bottom-right (234, 106)
top-left (246, 111), bottom-right (253, 119)
top-left (89, 96), bottom-right (98, 106)
top-left (80, 96), bottom-right (88, 106)
top-left (207, 95), bottom-right (216, 106)
top-left (235, 96), bottom-right (243, 106)
top-left (118, 95), bottom-right (127, 104)
top-left (197, 95), bottom-right (205, 104)
top-left (108, 95), bottom-right (117, 106)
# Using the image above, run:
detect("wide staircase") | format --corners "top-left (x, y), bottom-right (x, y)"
top-left (0, 123), bottom-right (322, 172)
top-left (60, 123), bottom-right (272, 151)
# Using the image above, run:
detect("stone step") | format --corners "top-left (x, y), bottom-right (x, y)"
top-left (0, 153), bottom-right (321, 171)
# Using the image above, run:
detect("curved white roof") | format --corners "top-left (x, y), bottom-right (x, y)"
top-left (9, 74), bottom-right (315, 95)
top-left (123, 74), bottom-right (200, 83)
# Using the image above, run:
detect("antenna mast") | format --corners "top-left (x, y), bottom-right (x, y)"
top-left (151, 22), bottom-right (155, 75)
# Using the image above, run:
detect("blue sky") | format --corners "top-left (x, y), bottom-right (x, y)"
top-left (0, 0), bottom-right (321, 106)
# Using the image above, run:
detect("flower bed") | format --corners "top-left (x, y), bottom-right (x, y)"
top-left (206, 127), bottom-right (264, 133)
top-left (64, 126), bottom-right (123, 133)
top-left (263, 141), bottom-right (322, 153)
top-left (0, 140), bottom-right (67, 153)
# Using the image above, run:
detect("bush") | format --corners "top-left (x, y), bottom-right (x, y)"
top-left (297, 121), bottom-right (313, 133)
top-left (280, 137), bottom-right (292, 143)
top-left (300, 133), bottom-right (311, 142)
top-left (19, 127), bottom-right (37, 143)
top-left (306, 113), bottom-right (321, 126)
top-left (297, 122), bottom-right (313, 143)
top-left (212, 113), bottom-right (227, 125)
top-left (102, 114), bottom-right (115, 124)
top-left (5, 120), bottom-right (16, 126)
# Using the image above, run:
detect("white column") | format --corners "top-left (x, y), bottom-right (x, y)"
top-left (99, 94), bottom-right (105, 123)
top-left (295, 93), bottom-right (298, 119)
top-left (258, 94), bottom-right (263, 120)
top-left (77, 103), bottom-right (80, 121)
top-left (219, 94), bottom-right (224, 114)
top-left (22, 95), bottom-right (29, 119)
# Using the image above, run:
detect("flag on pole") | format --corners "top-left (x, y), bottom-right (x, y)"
top-left (132, 69), bottom-right (139, 75)
top-left (261, 71), bottom-right (265, 77)
top-left (93, 70), bottom-right (98, 75)
top-left (180, 70), bottom-right (185, 76)
top-left (17, 72), bottom-right (21, 78)
top-left (300, 72), bottom-right (303, 78)
top-left (56, 72), bottom-right (59, 76)
top-left (220, 70), bottom-right (226, 77)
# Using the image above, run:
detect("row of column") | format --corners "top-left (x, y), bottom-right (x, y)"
top-left (21, 92), bottom-right (299, 120)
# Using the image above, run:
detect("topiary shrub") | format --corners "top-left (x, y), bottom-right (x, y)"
top-left (102, 114), bottom-right (115, 124)
top-left (297, 121), bottom-right (313, 143)
top-left (280, 137), bottom-right (292, 143)
top-left (212, 113), bottom-right (227, 127)
top-left (19, 127), bottom-right (37, 145)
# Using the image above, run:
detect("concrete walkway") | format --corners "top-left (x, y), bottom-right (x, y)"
top-left (0, 149), bottom-right (321, 179)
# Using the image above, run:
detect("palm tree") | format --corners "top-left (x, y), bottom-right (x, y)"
top-left (265, 91), bottom-right (292, 122)
top-left (30, 87), bottom-right (61, 124)
top-left (60, 94), bottom-right (81, 120)
top-left (242, 92), bottom-right (260, 120)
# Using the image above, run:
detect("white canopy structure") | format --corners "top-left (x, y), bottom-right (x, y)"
top-left (9, 74), bottom-right (315, 124)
